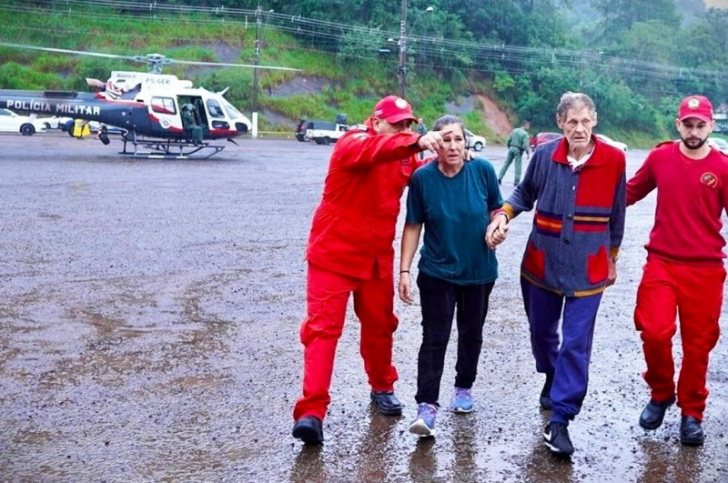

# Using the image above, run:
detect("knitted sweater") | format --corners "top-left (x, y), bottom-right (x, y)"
top-left (504, 135), bottom-right (626, 296)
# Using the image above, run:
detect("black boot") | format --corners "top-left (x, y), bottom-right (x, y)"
top-left (370, 391), bottom-right (403, 415)
top-left (639, 396), bottom-right (676, 430)
top-left (292, 416), bottom-right (324, 444)
top-left (680, 416), bottom-right (705, 446)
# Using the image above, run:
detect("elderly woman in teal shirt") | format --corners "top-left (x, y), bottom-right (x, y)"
top-left (399, 114), bottom-right (505, 438)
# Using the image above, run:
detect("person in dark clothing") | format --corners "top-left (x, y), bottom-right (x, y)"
top-left (399, 114), bottom-right (504, 438)
top-left (182, 104), bottom-right (203, 146)
top-left (498, 121), bottom-right (531, 185)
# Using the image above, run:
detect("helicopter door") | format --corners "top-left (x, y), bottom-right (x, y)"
top-left (149, 96), bottom-right (180, 133)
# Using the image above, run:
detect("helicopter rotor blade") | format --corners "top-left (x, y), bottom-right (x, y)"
top-left (1, 42), bottom-right (300, 72)
top-left (0, 42), bottom-right (137, 62)
top-left (168, 59), bottom-right (301, 72)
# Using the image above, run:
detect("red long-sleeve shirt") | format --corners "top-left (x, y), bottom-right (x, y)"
top-left (627, 141), bottom-right (728, 265)
top-left (306, 123), bottom-right (422, 279)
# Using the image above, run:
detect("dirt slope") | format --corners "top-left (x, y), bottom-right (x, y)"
top-left (477, 94), bottom-right (513, 138)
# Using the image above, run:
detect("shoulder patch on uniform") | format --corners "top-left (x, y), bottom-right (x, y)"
top-left (353, 133), bottom-right (369, 140)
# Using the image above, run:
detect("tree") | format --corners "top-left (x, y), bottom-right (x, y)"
top-left (591, 0), bottom-right (680, 43)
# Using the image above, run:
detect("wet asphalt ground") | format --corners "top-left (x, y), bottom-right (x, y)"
top-left (1, 131), bottom-right (727, 482)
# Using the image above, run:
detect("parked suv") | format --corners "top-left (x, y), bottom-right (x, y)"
top-left (307, 121), bottom-right (348, 145)
top-left (296, 120), bottom-right (334, 142)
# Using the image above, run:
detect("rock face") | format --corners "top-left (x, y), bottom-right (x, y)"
top-left (477, 94), bottom-right (513, 137)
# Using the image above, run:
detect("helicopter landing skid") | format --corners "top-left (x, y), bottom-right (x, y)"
top-left (120, 137), bottom-right (224, 159)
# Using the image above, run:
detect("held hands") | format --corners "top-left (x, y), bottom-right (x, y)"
top-left (417, 128), bottom-right (455, 153)
top-left (485, 214), bottom-right (509, 249)
top-left (398, 273), bottom-right (415, 304)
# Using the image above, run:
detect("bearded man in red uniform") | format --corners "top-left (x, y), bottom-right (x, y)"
top-left (292, 96), bottom-right (452, 444)
top-left (628, 95), bottom-right (728, 446)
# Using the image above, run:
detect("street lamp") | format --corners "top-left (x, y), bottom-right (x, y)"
top-left (398, 2), bottom-right (434, 99)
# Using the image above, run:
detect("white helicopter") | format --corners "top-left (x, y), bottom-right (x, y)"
top-left (0, 43), bottom-right (300, 159)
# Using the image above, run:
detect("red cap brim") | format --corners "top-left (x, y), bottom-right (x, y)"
top-left (382, 113), bottom-right (418, 124)
top-left (679, 114), bottom-right (712, 123)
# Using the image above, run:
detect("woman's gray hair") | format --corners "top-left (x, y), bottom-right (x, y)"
top-left (556, 92), bottom-right (596, 121)
top-left (432, 114), bottom-right (465, 134)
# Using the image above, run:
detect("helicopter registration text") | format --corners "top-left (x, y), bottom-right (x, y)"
top-left (5, 100), bottom-right (101, 116)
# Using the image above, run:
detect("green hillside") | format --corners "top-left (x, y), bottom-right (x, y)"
top-left (2, 1), bottom-right (728, 147)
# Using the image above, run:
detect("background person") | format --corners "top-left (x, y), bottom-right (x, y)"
top-left (399, 114), bottom-right (505, 438)
top-left (181, 104), bottom-right (203, 146)
top-left (498, 121), bottom-right (531, 185)
top-left (292, 96), bottom-right (454, 445)
top-left (627, 95), bottom-right (728, 447)
top-left (486, 92), bottom-right (626, 456)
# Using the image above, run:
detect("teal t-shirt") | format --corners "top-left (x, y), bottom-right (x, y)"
top-left (406, 158), bottom-right (503, 285)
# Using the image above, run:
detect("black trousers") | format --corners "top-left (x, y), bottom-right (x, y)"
top-left (415, 271), bottom-right (495, 405)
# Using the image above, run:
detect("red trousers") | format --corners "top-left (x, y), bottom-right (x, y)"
top-left (634, 257), bottom-right (725, 420)
top-left (293, 263), bottom-right (399, 421)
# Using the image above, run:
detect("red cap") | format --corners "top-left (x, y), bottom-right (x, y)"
top-left (678, 95), bottom-right (713, 122)
top-left (373, 95), bottom-right (418, 124)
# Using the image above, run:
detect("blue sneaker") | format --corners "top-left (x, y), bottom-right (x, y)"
top-left (451, 387), bottom-right (474, 413)
top-left (409, 403), bottom-right (437, 437)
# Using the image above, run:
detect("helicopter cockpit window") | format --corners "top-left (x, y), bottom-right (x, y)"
top-left (151, 97), bottom-right (176, 115)
top-left (206, 99), bottom-right (225, 119)
top-left (221, 98), bottom-right (243, 119)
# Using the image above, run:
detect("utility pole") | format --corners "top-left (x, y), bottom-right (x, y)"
top-left (251, 4), bottom-right (262, 138)
top-left (398, 0), bottom-right (407, 99)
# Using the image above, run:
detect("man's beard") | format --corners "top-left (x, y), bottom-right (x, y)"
top-left (681, 135), bottom-right (708, 150)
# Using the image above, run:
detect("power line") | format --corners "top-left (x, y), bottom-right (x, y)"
top-left (1, 0), bottom-right (725, 93)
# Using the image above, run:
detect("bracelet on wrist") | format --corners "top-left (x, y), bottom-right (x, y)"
top-left (400, 270), bottom-right (410, 274)
top-left (493, 210), bottom-right (509, 222)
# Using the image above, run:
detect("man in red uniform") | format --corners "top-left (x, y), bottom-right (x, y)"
top-left (292, 96), bottom-right (452, 444)
top-left (627, 95), bottom-right (728, 446)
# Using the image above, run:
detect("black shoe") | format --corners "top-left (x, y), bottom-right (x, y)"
top-left (370, 391), bottom-right (403, 415)
top-left (543, 422), bottom-right (574, 456)
top-left (680, 416), bottom-right (705, 446)
top-left (292, 416), bottom-right (324, 444)
top-left (639, 396), bottom-right (676, 430)
top-left (540, 373), bottom-right (554, 410)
